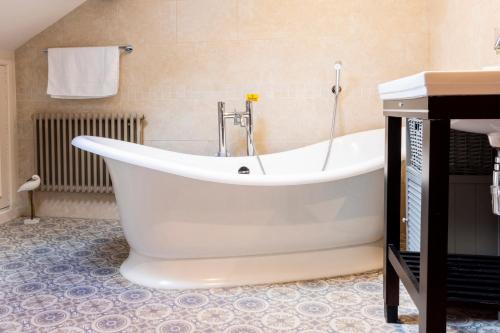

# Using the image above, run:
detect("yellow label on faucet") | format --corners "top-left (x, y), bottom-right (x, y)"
top-left (246, 94), bottom-right (259, 102)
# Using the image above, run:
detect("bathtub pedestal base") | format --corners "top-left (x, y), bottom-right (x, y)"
top-left (120, 241), bottom-right (383, 289)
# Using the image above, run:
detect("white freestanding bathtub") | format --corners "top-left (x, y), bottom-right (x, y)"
top-left (73, 128), bottom-right (389, 289)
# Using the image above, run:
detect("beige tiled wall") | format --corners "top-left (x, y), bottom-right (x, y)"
top-left (15, 0), bottom-right (429, 218)
top-left (0, 50), bottom-right (14, 60)
top-left (428, 0), bottom-right (500, 70)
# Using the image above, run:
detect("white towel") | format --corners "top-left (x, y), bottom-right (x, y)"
top-left (47, 46), bottom-right (120, 99)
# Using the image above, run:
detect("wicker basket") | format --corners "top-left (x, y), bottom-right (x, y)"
top-left (406, 118), bottom-right (494, 175)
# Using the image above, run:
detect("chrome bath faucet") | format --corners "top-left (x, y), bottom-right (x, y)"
top-left (217, 100), bottom-right (255, 157)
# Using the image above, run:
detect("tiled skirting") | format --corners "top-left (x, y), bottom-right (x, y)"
top-left (0, 217), bottom-right (497, 332)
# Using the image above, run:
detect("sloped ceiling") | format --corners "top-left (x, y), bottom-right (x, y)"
top-left (0, 0), bottom-right (87, 51)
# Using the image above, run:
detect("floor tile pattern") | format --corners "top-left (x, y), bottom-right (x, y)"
top-left (0, 217), bottom-right (498, 332)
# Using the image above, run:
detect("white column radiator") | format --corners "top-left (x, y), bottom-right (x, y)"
top-left (33, 112), bottom-right (144, 193)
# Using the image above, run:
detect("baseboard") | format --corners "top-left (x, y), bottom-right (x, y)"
top-left (0, 206), bottom-right (21, 224)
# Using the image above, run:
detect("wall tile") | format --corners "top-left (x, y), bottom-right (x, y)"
top-left (177, 0), bottom-right (239, 42)
top-left (428, 0), bottom-right (491, 70)
top-left (116, 0), bottom-right (177, 46)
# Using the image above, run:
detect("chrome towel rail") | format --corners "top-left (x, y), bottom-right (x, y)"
top-left (41, 45), bottom-right (134, 54)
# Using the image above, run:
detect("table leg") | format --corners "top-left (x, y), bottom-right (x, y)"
top-left (419, 119), bottom-right (450, 333)
top-left (384, 116), bottom-right (402, 323)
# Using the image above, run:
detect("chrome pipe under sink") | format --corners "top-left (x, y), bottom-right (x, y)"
top-left (492, 154), bottom-right (500, 216)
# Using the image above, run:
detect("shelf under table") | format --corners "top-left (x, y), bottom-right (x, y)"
top-left (388, 245), bottom-right (500, 310)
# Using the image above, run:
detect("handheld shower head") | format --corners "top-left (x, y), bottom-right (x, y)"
top-left (322, 61), bottom-right (343, 171)
top-left (332, 61), bottom-right (342, 95)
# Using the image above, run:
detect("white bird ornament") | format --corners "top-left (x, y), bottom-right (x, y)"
top-left (17, 175), bottom-right (41, 224)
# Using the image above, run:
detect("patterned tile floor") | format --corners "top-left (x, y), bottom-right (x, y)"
top-left (0, 217), bottom-right (499, 333)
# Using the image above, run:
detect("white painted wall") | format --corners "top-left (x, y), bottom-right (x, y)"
top-left (0, 0), bottom-right (86, 51)
top-left (0, 65), bottom-right (10, 210)
top-left (0, 55), bottom-right (17, 223)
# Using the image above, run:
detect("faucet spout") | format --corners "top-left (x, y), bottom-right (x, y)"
top-left (495, 36), bottom-right (500, 51)
top-left (217, 102), bottom-right (229, 157)
top-left (245, 101), bottom-right (255, 156)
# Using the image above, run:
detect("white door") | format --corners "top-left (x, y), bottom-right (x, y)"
top-left (0, 65), bottom-right (10, 210)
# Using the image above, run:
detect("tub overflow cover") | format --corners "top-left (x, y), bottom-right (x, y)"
top-left (238, 166), bottom-right (250, 174)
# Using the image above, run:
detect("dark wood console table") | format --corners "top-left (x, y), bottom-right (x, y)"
top-left (383, 96), bottom-right (500, 333)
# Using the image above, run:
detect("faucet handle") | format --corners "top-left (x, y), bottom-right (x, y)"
top-left (246, 94), bottom-right (259, 102)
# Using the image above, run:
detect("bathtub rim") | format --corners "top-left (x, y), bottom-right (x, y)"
top-left (72, 128), bottom-right (403, 186)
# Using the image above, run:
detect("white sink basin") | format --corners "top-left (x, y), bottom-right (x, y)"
top-left (379, 70), bottom-right (500, 148)
top-left (451, 119), bottom-right (500, 148)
